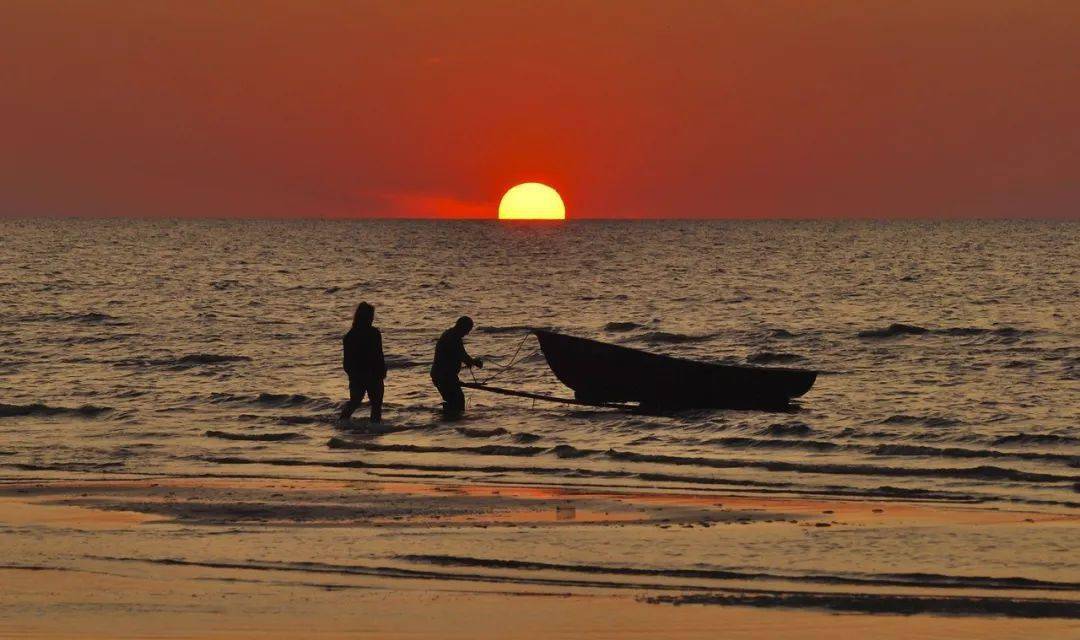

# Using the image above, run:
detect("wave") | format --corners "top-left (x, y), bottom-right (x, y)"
top-left (858, 323), bottom-right (1033, 340)
top-left (879, 414), bottom-right (962, 428)
top-left (98, 554), bottom-right (1075, 618)
top-left (195, 456), bottom-right (994, 502)
top-left (603, 449), bottom-right (1077, 483)
top-left (172, 354), bottom-right (251, 366)
top-left (1002, 359), bottom-right (1036, 369)
top-left (939, 326), bottom-right (1025, 337)
top-left (647, 592), bottom-right (1079, 619)
top-left (322, 283), bottom-right (366, 294)
top-left (201, 454), bottom-right (632, 480)
top-left (550, 444), bottom-right (595, 459)
top-left (857, 323), bottom-right (929, 338)
top-left (237, 412), bottom-right (335, 426)
top-left (476, 325), bottom-right (533, 334)
top-left (867, 443), bottom-right (1077, 464)
top-left (604, 321), bottom-right (644, 332)
top-left (54, 334), bottom-right (134, 345)
top-left (326, 438), bottom-right (546, 457)
top-left (5, 461), bottom-right (125, 472)
top-left (385, 355), bottom-right (423, 370)
top-left (453, 426), bottom-right (507, 439)
top-left (1064, 358), bottom-right (1080, 381)
top-left (210, 279), bottom-right (245, 291)
top-left (273, 414), bottom-right (336, 426)
top-left (205, 430), bottom-right (307, 442)
top-left (20, 311), bottom-right (123, 324)
top-left (746, 351), bottom-right (805, 365)
top-left (211, 392), bottom-right (336, 411)
top-left (0, 403), bottom-right (113, 418)
top-left (401, 554), bottom-right (1080, 592)
top-left (116, 353), bottom-right (251, 369)
top-left (621, 471), bottom-right (975, 501)
top-left (253, 392), bottom-right (325, 407)
top-left (993, 433), bottom-right (1080, 447)
top-left (761, 422), bottom-right (812, 436)
top-left (236, 433), bottom-right (1080, 484)
top-left (639, 331), bottom-right (716, 344)
top-left (455, 427), bottom-right (510, 438)
top-left (704, 436), bottom-right (839, 452)
top-left (698, 436), bottom-right (1076, 464)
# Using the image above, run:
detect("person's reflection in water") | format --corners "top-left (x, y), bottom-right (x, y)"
top-left (431, 316), bottom-right (482, 419)
top-left (339, 302), bottom-right (386, 423)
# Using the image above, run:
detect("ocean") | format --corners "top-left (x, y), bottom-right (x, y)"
top-left (1, 218), bottom-right (1077, 509)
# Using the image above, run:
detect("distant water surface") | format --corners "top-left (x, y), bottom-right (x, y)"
top-left (0, 219), bottom-right (1077, 507)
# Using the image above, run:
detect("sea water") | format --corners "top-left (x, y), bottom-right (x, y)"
top-left (1, 219), bottom-right (1077, 508)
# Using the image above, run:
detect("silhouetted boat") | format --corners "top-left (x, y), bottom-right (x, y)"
top-left (534, 329), bottom-right (816, 409)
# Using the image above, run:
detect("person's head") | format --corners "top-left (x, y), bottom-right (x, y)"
top-left (353, 302), bottom-right (375, 328)
top-left (453, 315), bottom-right (474, 335)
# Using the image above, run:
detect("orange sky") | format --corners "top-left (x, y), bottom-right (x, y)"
top-left (2, 1), bottom-right (1078, 218)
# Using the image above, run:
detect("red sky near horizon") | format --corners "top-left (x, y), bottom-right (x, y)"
top-left (2, 1), bottom-right (1078, 219)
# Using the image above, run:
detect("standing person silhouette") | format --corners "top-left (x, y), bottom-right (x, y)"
top-left (339, 302), bottom-right (386, 423)
top-left (431, 316), bottom-right (483, 418)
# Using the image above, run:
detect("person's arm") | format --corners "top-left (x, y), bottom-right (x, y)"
top-left (375, 330), bottom-right (387, 379)
top-left (460, 339), bottom-right (482, 369)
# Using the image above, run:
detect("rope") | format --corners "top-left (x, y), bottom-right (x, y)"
top-left (478, 332), bottom-right (534, 384)
top-left (461, 332), bottom-right (539, 386)
top-left (481, 348), bottom-right (540, 385)
top-left (461, 331), bottom-right (536, 411)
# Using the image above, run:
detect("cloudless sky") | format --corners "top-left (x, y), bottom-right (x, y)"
top-left (2, 1), bottom-right (1078, 218)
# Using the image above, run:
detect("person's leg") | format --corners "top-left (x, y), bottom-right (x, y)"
top-left (443, 379), bottom-right (465, 417)
top-left (433, 377), bottom-right (463, 418)
top-left (339, 376), bottom-right (367, 421)
top-left (368, 378), bottom-right (384, 422)
top-left (449, 383), bottom-right (465, 416)
top-left (433, 378), bottom-right (451, 411)
top-left (338, 397), bottom-right (358, 421)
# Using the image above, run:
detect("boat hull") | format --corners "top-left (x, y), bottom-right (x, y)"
top-left (535, 330), bottom-right (817, 409)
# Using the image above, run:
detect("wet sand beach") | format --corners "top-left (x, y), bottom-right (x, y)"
top-left (1, 475), bottom-right (1077, 638)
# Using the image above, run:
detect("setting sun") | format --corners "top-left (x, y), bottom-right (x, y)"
top-left (498, 183), bottom-right (566, 220)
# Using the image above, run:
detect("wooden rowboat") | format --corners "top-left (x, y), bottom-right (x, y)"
top-left (533, 329), bottom-right (816, 409)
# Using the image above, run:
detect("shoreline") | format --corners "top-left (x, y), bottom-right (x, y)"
top-left (0, 474), bottom-right (1077, 637)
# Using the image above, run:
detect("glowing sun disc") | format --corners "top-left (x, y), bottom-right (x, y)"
top-left (498, 183), bottom-right (566, 220)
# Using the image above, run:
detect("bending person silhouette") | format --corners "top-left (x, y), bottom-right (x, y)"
top-left (339, 302), bottom-right (386, 423)
top-left (431, 316), bottom-right (482, 418)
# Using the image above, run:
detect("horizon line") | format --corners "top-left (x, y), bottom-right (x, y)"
top-left (1, 214), bottom-right (1076, 222)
